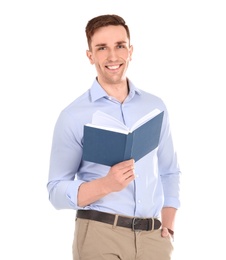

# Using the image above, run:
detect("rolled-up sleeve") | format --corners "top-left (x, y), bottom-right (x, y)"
top-left (158, 107), bottom-right (181, 209)
top-left (47, 110), bottom-right (85, 210)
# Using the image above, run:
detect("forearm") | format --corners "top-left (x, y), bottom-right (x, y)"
top-left (77, 177), bottom-right (112, 207)
top-left (77, 159), bottom-right (135, 207)
top-left (161, 207), bottom-right (177, 231)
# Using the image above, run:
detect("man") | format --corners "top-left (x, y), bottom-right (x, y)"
top-left (47, 14), bottom-right (181, 260)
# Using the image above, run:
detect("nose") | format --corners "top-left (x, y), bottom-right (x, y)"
top-left (107, 49), bottom-right (118, 61)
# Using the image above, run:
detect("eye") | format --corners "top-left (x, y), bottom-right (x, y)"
top-left (117, 44), bottom-right (125, 49)
top-left (98, 46), bottom-right (106, 51)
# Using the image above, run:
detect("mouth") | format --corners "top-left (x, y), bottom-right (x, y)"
top-left (105, 64), bottom-right (122, 70)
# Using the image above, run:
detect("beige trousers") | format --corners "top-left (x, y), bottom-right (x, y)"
top-left (73, 218), bottom-right (174, 260)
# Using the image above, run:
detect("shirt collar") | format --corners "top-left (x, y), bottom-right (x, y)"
top-left (90, 78), bottom-right (141, 102)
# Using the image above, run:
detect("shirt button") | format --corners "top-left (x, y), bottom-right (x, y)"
top-left (138, 200), bottom-right (141, 203)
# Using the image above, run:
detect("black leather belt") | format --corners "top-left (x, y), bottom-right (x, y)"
top-left (76, 210), bottom-right (161, 231)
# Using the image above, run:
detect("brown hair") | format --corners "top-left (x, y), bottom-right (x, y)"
top-left (85, 14), bottom-right (130, 50)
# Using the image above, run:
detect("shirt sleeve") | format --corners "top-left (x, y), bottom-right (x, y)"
top-left (158, 106), bottom-right (181, 209)
top-left (47, 110), bottom-right (85, 210)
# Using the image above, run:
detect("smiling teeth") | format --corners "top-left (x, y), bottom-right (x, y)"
top-left (107, 65), bottom-right (120, 69)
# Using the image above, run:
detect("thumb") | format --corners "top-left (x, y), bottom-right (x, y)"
top-left (161, 227), bottom-right (169, 237)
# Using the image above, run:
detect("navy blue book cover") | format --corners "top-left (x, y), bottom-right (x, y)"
top-left (82, 111), bottom-right (164, 166)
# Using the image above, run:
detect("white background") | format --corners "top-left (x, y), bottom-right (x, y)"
top-left (1, 0), bottom-right (226, 259)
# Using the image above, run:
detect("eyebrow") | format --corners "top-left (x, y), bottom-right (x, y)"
top-left (94, 43), bottom-right (107, 48)
top-left (94, 41), bottom-right (128, 48)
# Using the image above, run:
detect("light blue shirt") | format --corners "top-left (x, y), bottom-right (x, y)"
top-left (47, 78), bottom-right (181, 218)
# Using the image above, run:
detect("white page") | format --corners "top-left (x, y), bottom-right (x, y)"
top-left (85, 108), bottom-right (161, 134)
top-left (92, 110), bottom-right (128, 130)
top-left (130, 108), bottom-right (161, 132)
top-left (85, 111), bottom-right (129, 134)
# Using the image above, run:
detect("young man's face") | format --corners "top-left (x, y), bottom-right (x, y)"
top-left (86, 25), bottom-right (133, 85)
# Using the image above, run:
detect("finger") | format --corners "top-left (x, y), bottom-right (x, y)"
top-left (117, 159), bottom-right (135, 171)
top-left (161, 227), bottom-right (169, 237)
top-left (124, 169), bottom-right (135, 180)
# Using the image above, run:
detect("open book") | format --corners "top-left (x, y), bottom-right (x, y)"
top-left (82, 109), bottom-right (164, 166)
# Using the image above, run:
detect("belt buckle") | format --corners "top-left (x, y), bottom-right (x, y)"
top-left (132, 217), bottom-right (142, 231)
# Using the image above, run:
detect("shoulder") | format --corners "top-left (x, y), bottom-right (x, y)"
top-left (54, 89), bottom-right (92, 130)
top-left (64, 91), bottom-right (90, 112)
top-left (128, 79), bottom-right (167, 108)
top-left (137, 88), bottom-right (167, 112)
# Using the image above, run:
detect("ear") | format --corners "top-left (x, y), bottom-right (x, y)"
top-left (129, 45), bottom-right (133, 61)
top-left (86, 50), bottom-right (94, 64)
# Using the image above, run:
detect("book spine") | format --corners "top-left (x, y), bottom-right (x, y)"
top-left (123, 133), bottom-right (134, 161)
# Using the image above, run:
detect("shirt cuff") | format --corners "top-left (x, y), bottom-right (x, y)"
top-left (66, 180), bottom-right (86, 209)
top-left (163, 197), bottom-right (181, 209)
